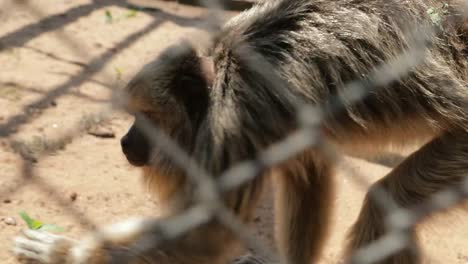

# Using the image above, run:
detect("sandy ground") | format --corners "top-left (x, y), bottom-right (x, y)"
top-left (1, 1), bottom-right (468, 263)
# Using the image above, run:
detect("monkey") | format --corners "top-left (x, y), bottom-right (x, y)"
top-left (13, 0), bottom-right (468, 263)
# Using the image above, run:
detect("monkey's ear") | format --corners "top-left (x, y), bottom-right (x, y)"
top-left (169, 45), bottom-right (213, 118)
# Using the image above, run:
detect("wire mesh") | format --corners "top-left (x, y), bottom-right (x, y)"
top-left (1, 0), bottom-right (468, 264)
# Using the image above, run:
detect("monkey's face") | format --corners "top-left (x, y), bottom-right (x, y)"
top-left (119, 42), bottom-right (212, 168)
top-left (120, 117), bottom-right (152, 167)
top-left (120, 106), bottom-right (188, 168)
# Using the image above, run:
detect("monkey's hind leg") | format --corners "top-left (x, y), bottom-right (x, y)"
top-left (345, 128), bottom-right (468, 264)
top-left (232, 151), bottom-right (334, 264)
top-left (274, 152), bottom-right (335, 264)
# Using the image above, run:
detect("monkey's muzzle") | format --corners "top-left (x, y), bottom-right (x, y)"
top-left (120, 132), bottom-right (150, 167)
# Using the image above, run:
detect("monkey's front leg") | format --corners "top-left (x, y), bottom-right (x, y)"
top-left (14, 229), bottom-right (77, 264)
top-left (14, 215), bottom-right (249, 264)
top-left (14, 218), bottom-right (152, 264)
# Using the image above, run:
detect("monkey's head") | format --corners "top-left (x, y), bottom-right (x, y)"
top-left (120, 42), bottom-right (214, 168)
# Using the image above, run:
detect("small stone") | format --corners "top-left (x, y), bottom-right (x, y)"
top-left (3, 199), bottom-right (11, 204)
top-left (70, 192), bottom-right (78, 201)
top-left (87, 126), bottom-right (115, 138)
top-left (3, 217), bottom-right (16, 226)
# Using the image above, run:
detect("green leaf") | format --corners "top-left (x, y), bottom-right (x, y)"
top-left (114, 67), bottom-right (123, 80)
top-left (105, 10), bottom-right (113, 24)
top-left (30, 220), bottom-right (44, 230)
top-left (19, 211), bottom-right (33, 225)
top-left (40, 224), bottom-right (65, 232)
top-left (19, 211), bottom-right (44, 230)
top-left (19, 211), bottom-right (64, 232)
top-left (125, 9), bottom-right (138, 18)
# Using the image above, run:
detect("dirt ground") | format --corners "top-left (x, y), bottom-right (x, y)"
top-left (1, 1), bottom-right (468, 263)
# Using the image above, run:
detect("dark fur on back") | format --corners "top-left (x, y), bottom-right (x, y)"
top-left (190, 0), bottom-right (468, 173)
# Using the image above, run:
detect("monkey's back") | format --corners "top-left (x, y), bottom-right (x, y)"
top-left (211, 0), bottom-right (468, 149)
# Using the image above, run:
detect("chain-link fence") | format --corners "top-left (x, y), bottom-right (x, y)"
top-left (1, 0), bottom-right (468, 263)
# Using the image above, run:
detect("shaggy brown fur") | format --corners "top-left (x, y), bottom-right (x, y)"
top-left (14, 0), bottom-right (468, 264)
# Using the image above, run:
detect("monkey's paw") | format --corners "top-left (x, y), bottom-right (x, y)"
top-left (13, 229), bottom-right (76, 263)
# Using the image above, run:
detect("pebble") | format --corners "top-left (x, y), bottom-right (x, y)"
top-left (70, 192), bottom-right (78, 201)
top-left (3, 217), bottom-right (16, 226)
top-left (87, 126), bottom-right (116, 138)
